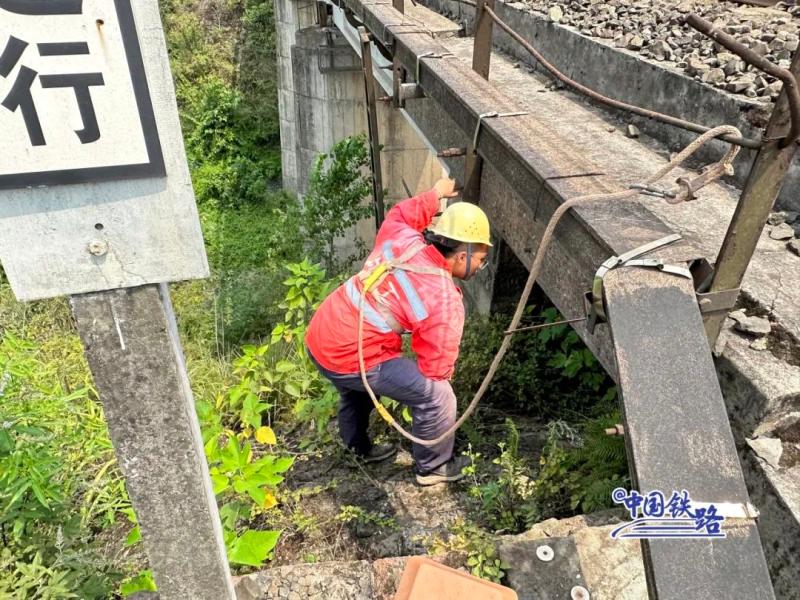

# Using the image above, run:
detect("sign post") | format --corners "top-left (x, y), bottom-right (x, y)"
top-left (0, 2), bottom-right (235, 598)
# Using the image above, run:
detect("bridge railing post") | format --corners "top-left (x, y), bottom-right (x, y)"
top-left (703, 49), bottom-right (800, 346)
top-left (359, 27), bottom-right (386, 227)
top-left (463, 0), bottom-right (495, 202)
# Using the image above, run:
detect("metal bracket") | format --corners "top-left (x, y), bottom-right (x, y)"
top-left (585, 234), bottom-right (686, 333)
top-left (696, 288), bottom-right (740, 315)
top-left (629, 183), bottom-right (677, 200)
top-left (472, 111), bottom-right (528, 153)
top-left (399, 82), bottom-right (424, 101)
top-left (415, 51), bottom-right (453, 82)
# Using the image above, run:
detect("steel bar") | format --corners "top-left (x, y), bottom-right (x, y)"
top-left (483, 6), bottom-right (762, 149)
top-left (471, 0), bottom-right (494, 78)
top-left (604, 269), bottom-right (774, 599)
top-left (703, 47), bottom-right (800, 345)
top-left (686, 14), bottom-right (800, 147)
top-left (503, 316), bottom-right (586, 335)
top-left (437, 146), bottom-right (467, 157)
top-left (359, 28), bottom-right (386, 227)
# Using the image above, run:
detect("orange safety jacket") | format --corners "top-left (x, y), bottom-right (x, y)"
top-left (306, 189), bottom-right (465, 381)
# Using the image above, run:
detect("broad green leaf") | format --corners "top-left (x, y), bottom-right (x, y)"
top-left (0, 430), bottom-right (14, 455)
top-left (284, 382), bottom-right (301, 398)
top-left (228, 529), bottom-right (280, 567)
top-left (125, 526), bottom-right (142, 547)
top-left (275, 360), bottom-right (295, 373)
top-left (120, 570), bottom-right (157, 596)
top-left (211, 473), bottom-right (230, 495)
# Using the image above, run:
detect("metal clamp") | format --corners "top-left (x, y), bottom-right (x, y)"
top-left (415, 51), bottom-right (453, 82)
top-left (696, 288), bottom-right (740, 315)
top-left (585, 234), bottom-right (686, 333)
top-left (472, 110), bottom-right (528, 153)
top-left (629, 183), bottom-right (677, 200)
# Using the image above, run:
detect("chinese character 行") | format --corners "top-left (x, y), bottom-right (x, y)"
top-left (0, 3), bottom-right (105, 146)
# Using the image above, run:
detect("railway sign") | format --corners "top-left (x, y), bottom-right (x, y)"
top-left (0, 0), bottom-right (208, 300)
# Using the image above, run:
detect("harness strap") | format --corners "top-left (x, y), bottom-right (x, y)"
top-left (348, 239), bottom-right (452, 335)
top-left (345, 279), bottom-right (394, 334)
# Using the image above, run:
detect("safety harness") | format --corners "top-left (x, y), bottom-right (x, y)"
top-left (345, 240), bottom-right (451, 335)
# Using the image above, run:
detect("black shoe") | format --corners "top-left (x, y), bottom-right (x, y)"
top-left (361, 443), bottom-right (397, 463)
top-left (415, 455), bottom-right (471, 486)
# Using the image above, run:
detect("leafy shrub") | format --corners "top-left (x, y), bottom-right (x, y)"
top-left (211, 261), bottom-right (339, 445)
top-left (428, 519), bottom-right (509, 584)
top-left (0, 331), bottom-right (126, 598)
top-left (533, 413), bottom-right (629, 516)
top-left (185, 77), bottom-right (282, 208)
top-left (463, 420), bottom-right (536, 533)
top-left (303, 135), bottom-right (374, 274)
top-left (465, 413), bottom-right (629, 533)
top-left (453, 307), bottom-right (617, 419)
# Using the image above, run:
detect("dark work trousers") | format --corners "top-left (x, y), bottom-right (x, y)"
top-left (307, 350), bottom-right (457, 472)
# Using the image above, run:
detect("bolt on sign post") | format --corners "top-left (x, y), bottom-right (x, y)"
top-left (0, 2), bottom-right (235, 599)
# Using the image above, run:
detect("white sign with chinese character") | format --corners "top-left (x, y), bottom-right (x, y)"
top-left (0, 0), bottom-right (208, 300)
top-left (0, 0), bottom-right (164, 186)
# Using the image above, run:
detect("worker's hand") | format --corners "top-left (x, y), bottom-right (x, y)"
top-left (433, 177), bottom-right (458, 200)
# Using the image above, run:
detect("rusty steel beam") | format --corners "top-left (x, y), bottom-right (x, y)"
top-left (703, 48), bottom-right (800, 345)
top-left (359, 28), bottom-right (386, 227)
top-left (471, 0), bottom-right (494, 78)
top-left (604, 268), bottom-right (774, 600)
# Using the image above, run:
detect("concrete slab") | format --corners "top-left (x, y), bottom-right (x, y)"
top-left (403, 2), bottom-right (462, 38)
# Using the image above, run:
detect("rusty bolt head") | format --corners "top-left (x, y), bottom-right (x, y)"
top-left (88, 239), bottom-right (108, 257)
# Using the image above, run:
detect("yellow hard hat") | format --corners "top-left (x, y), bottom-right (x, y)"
top-left (429, 202), bottom-right (493, 246)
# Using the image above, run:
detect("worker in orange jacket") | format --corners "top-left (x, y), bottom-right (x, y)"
top-left (306, 177), bottom-right (492, 485)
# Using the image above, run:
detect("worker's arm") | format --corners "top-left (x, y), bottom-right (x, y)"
top-left (380, 178), bottom-right (458, 234)
top-left (410, 288), bottom-right (465, 381)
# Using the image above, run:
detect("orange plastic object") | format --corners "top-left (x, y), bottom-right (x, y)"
top-left (393, 557), bottom-right (518, 600)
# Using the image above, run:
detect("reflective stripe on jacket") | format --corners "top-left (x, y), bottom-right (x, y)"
top-left (305, 189), bottom-right (465, 381)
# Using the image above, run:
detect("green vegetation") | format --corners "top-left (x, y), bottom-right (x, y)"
top-left (428, 520), bottom-right (510, 584)
top-left (454, 307), bottom-right (617, 419)
top-left (303, 134), bottom-right (374, 273)
top-left (454, 308), bottom-right (627, 536)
